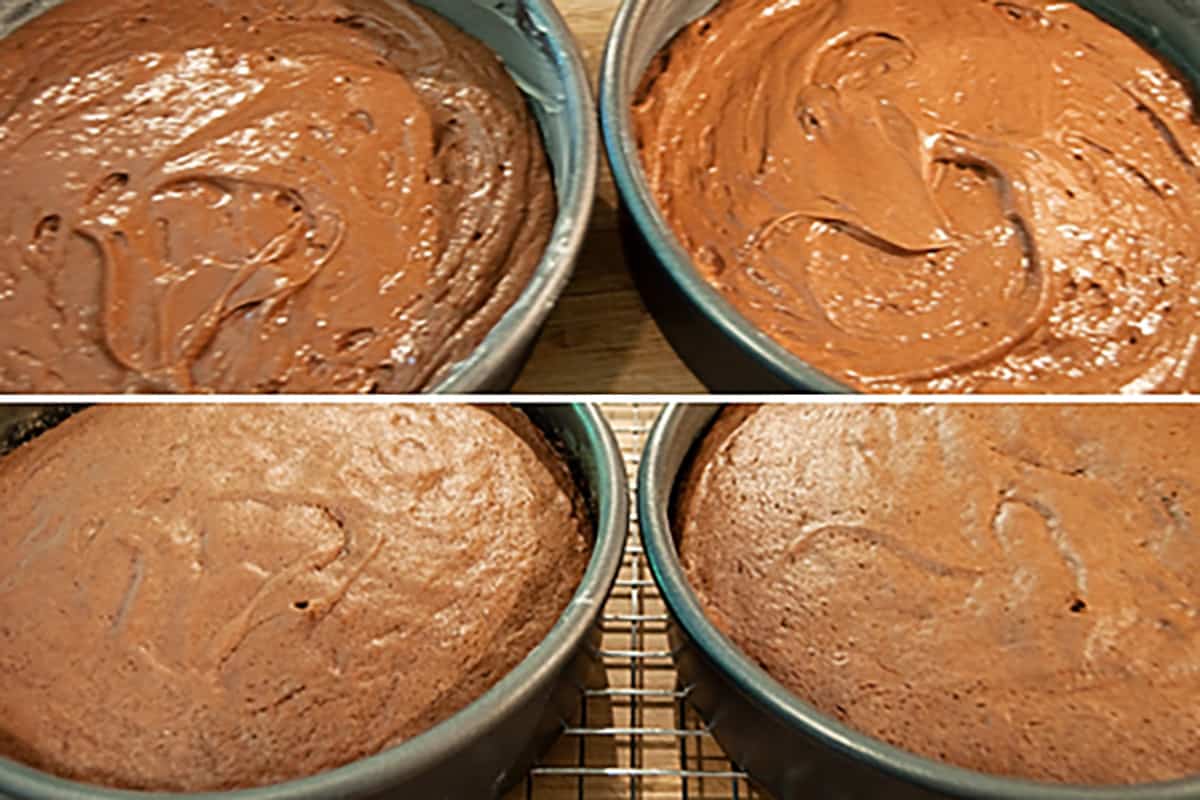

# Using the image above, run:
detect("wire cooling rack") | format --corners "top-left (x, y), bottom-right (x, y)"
top-left (507, 404), bottom-right (762, 800)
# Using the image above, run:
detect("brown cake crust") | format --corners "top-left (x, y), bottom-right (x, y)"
top-left (676, 404), bottom-right (1200, 785)
top-left (0, 405), bottom-right (591, 791)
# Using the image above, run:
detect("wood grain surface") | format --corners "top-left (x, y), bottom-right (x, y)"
top-left (511, 2), bottom-right (706, 395)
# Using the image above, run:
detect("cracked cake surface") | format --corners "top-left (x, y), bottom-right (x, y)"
top-left (0, 404), bottom-right (591, 791)
top-left (676, 404), bottom-right (1200, 785)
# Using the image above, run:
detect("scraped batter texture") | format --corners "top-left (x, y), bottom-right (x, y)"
top-left (0, 405), bottom-right (591, 790)
top-left (635, 0), bottom-right (1200, 393)
top-left (677, 404), bottom-right (1200, 784)
top-left (0, 0), bottom-right (554, 392)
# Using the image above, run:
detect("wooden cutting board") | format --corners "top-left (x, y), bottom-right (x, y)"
top-left (511, 2), bottom-right (707, 395)
top-left (558, 0), bottom-right (620, 76)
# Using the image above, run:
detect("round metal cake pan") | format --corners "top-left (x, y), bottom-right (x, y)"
top-left (420, 0), bottom-right (598, 393)
top-left (600, 0), bottom-right (1200, 394)
top-left (638, 403), bottom-right (1200, 800)
top-left (599, 0), bottom-right (857, 394)
top-left (0, 403), bottom-right (629, 800)
top-left (0, 0), bottom-right (598, 395)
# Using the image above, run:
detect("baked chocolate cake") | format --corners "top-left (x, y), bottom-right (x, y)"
top-left (676, 404), bottom-right (1200, 785)
top-left (0, 405), bottom-right (591, 791)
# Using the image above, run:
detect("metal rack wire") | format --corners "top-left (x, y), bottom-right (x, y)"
top-left (513, 404), bottom-right (761, 800)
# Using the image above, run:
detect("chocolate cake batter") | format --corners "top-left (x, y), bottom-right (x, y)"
top-left (0, 405), bottom-right (591, 791)
top-left (636, 0), bottom-right (1200, 393)
top-left (677, 404), bottom-right (1200, 785)
top-left (0, 0), bottom-right (554, 392)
